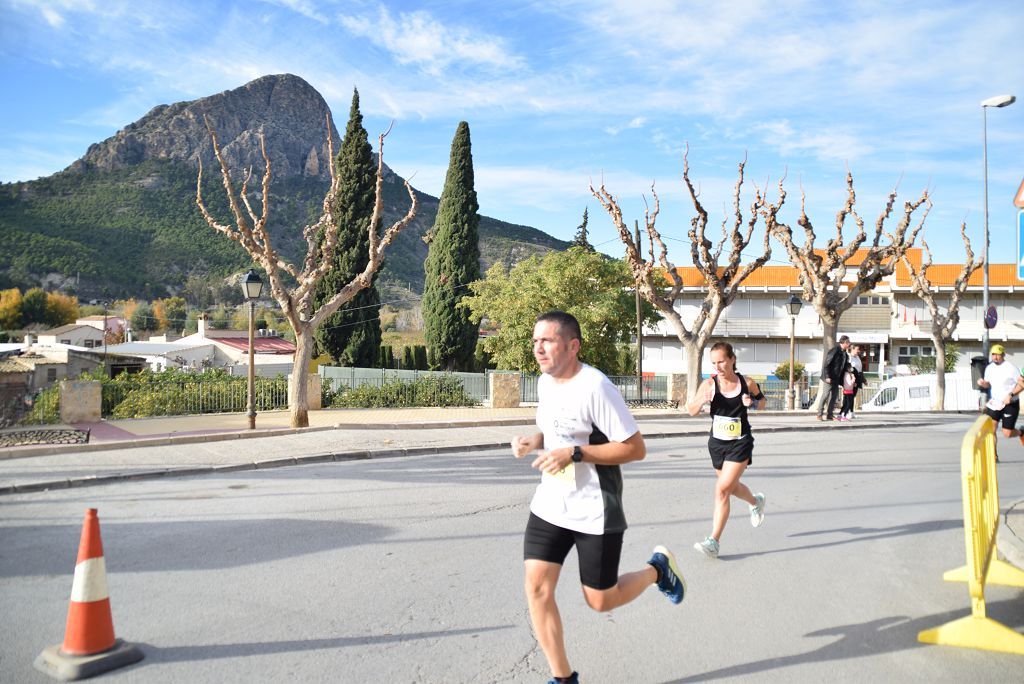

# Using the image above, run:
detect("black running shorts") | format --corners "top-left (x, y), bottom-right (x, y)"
top-left (708, 434), bottom-right (754, 470)
top-left (984, 400), bottom-right (1020, 430)
top-left (523, 512), bottom-right (622, 590)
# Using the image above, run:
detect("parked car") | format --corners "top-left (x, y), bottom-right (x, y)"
top-left (860, 372), bottom-right (979, 412)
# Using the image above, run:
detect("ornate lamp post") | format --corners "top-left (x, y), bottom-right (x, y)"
top-left (981, 94), bottom-right (1015, 355)
top-left (240, 269), bottom-right (264, 429)
top-left (786, 294), bottom-right (803, 410)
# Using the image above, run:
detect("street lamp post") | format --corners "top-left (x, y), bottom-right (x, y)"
top-left (240, 269), bottom-right (264, 430)
top-left (981, 94), bottom-right (1016, 356)
top-left (786, 295), bottom-right (803, 411)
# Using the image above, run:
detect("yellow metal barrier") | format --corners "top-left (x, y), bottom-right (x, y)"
top-left (918, 415), bottom-right (1024, 654)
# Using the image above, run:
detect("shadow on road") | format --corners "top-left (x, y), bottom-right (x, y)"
top-left (666, 597), bottom-right (1024, 682)
top-left (135, 624), bottom-right (515, 663)
top-left (721, 519), bottom-right (962, 561)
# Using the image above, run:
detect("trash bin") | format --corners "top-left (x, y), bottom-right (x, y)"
top-left (970, 355), bottom-right (988, 398)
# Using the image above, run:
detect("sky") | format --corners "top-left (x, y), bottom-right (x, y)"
top-left (1, 0), bottom-right (1022, 271)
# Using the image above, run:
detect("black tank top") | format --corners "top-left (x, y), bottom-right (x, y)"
top-left (709, 373), bottom-right (752, 440)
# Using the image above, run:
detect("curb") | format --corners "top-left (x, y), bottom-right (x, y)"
top-left (0, 420), bottom-right (938, 496)
top-left (997, 500), bottom-right (1024, 571)
top-left (0, 418), bottom-right (540, 461)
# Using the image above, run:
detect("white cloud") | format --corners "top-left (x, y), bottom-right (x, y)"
top-left (604, 116), bottom-right (647, 136)
top-left (338, 5), bottom-right (524, 77)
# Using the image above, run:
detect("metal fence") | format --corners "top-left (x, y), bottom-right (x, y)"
top-left (101, 378), bottom-right (289, 419)
top-left (518, 373), bottom-right (668, 403)
top-left (319, 367), bottom-right (490, 403)
top-left (1, 387), bottom-right (60, 426)
top-left (763, 377), bottom-right (884, 411)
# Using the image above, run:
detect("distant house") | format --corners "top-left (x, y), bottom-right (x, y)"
top-left (37, 324), bottom-right (105, 350)
top-left (76, 315), bottom-right (127, 336)
top-left (105, 314), bottom-right (296, 377)
top-left (3, 348), bottom-right (107, 391)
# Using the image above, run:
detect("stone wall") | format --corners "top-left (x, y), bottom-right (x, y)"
top-left (489, 373), bottom-right (521, 409)
top-left (59, 380), bottom-right (101, 423)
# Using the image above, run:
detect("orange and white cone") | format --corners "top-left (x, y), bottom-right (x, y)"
top-left (35, 508), bottom-right (143, 681)
top-left (63, 508), bottom-right (115, 655)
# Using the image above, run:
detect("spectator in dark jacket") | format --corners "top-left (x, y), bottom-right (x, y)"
top-left (818, 335), bottom-right (851, 421)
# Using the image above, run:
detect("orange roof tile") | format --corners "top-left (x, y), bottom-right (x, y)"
top-left (668, 248), bottom-right (1018, 289)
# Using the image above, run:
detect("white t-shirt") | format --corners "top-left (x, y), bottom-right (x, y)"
top-left (984, 360), bottom-right (1021, 403)
top-left (529, 364), bottom-right (639, 535)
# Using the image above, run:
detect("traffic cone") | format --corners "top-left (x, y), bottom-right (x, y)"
top-left (35, 508), bottom-right (143, 681)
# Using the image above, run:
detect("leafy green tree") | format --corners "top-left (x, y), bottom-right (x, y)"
top-left (571, 207), bottom-right (593, 251)
top-left (20, 288), bottom-right (50, 326)
top-left (910, 343), bottom-right (960, 374)
top-left (462, 247), bottom-right (658, 373)
top-left (131, 301), bottom-right (156, 332)
top-left (314, 89), bottom-right (381, 367)
top-left (423, 121), bottom-right (481, 371)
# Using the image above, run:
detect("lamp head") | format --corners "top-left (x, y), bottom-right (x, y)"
top-left (240, 269), bottom-right (264, 300)
top-left (981, 94), bottom-right (1016, 108)
top-left (786, 294), bottom-right (803, 316)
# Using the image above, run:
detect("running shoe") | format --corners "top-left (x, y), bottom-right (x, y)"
top-left (750, 492), bottom-right (766, 527)
top-left (546, 672), bottom-right (579, 684)
top-left (648, 545), bottom-right (686, 604)
top-left (694, 536), bottom-right (719, 558)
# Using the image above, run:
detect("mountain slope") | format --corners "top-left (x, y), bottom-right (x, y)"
top-left (0, 74), bottom-right (569, 300)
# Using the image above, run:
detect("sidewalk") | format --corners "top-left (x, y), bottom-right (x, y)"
top-left (1, 406), bottom-right (1021, 572)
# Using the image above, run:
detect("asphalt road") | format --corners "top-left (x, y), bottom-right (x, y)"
top-left (2, 417), bottom-right (1023, 683)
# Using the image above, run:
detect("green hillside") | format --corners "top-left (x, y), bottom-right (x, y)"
top-left (0, 160), bottom-right (570, 299)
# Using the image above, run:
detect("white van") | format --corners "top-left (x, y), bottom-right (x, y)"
top-left (860, 372), bottom-right (980, 412)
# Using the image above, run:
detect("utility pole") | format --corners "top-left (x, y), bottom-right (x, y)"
top-left (634, 221), bottom-right (644, 403)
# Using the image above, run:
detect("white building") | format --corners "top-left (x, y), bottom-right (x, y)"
top-left (641, 250), bottom-right (1023, 379)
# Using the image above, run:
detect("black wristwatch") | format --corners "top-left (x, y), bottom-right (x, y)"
top-left (571, 446), bottom-right (584, 463)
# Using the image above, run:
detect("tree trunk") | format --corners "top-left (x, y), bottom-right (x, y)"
top-left (290, 326), bottom-right (315, 428)
top-left (932, 332), bottom-right (946, 410)
top-left (684, 341), bottom-right (703, 400)
top-left (812, 315), bottom-right (840, 413)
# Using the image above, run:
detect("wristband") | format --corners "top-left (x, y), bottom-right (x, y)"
top-left (751, 391), bottom-right (765, 401)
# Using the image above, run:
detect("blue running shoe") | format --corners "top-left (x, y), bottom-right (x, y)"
top-left (546, 672), bottom-right (579, 684)
top-left (648, 545), bottom-right (686, 604)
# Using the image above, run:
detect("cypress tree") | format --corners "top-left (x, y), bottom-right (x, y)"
top-left (422, 121), bottom-right (481, 371)
top-left (313, 89), bottom-right (381, 367)
top-left (572, 207), bottom-right (594, 251)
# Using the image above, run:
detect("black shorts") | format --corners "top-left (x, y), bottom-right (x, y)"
top-left (984, 401), bottom-right (1020, 430)
top-left (523, 513), bottom-right (622, 590)
top-left (708, 435), bottom-right (754, 470)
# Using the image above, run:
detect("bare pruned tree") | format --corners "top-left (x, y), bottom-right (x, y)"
top-left (900, 223), bottom-right (981, 408)
top-left (764, 172), bottom-right (930, 411)
top-left (591, 150), bottom-right (778, 399)
top-left (196, 116), bottom-right (417, 427)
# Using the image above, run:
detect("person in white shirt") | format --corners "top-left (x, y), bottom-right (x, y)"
top-left (977, 344), bottom-right (1021, 461)
top-left (511, 311), bottom-right (685, 684)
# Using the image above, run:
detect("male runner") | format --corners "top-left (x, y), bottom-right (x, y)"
top-left (512, 311), bottom-right (685, 684)
top-left (979, 344), bottom-right (1022, 461)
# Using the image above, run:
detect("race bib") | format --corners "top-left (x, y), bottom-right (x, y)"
top-left (712, 415), bottom-right (743, 441)
top-left (544, 463), bottom-right (577, 489)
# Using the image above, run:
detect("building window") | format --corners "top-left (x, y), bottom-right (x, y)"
top-left (60, 339), bottom-right (71, 345)
top-left (47, 368), bottom-right (57, 382)
top-left (897, 345), bottom-right (933, 365)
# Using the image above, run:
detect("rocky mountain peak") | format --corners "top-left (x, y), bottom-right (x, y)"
top-left (69, 73), bottom-right (341, 180)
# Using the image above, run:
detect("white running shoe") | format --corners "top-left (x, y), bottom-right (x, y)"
top-left (694, 536), bottom-right (719, 558)
top-left (750, 492), bottom-right (766, 527)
